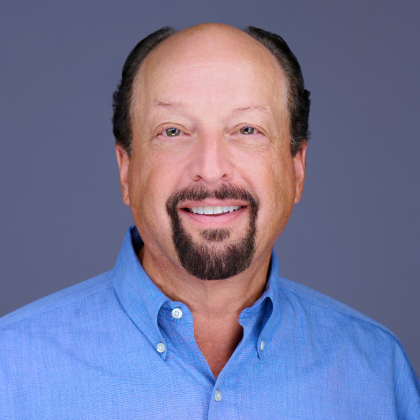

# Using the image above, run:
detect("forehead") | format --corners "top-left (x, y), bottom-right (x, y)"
top-left (133, 25), bottom-right (287, 117)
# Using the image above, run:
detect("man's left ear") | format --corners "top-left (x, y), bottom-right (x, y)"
top-left (115, 144), bottom-right (131, 206)
top-left (293, 141), bottom-right (307, 204)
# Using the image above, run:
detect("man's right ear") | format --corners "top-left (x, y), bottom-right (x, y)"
top-left (115, 144), bottom-right (130, 206)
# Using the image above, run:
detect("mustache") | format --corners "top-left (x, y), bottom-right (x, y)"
top-left (166, 184), bottom-right (259, 214)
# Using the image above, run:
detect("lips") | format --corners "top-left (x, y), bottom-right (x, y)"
top-left (180, 204), bottom-right (247, 226)
top-left (166, 184), bottom-right (259, 227)
top-left (185, 205), bottom-right (242, 215)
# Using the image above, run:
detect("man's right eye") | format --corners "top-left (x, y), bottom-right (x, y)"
top-left (165, 128), bottom-right (181, 137)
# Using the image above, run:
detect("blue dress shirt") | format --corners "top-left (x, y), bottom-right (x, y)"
top-left (1, 226), bottom-right (419, 419)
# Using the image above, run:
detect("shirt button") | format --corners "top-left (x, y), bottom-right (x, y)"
top-left (156, 342), bottom-right (166, 353)
top-left (215, 390), bottom-right (222, 401)
top-left (171, 308), bottom-right (183, 319)
top-left (260, 340), bottom-right (265, 351)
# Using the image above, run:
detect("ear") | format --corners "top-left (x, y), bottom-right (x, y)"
top-left (115, 144), bottom-right (130, 206)
top-left (293, 141), bottom-right (307, 204)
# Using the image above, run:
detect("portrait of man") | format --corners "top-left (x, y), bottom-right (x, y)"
top-left (1, 13), bottom-right (419, 420)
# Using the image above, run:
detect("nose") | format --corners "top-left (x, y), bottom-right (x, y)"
top-left (187, 132), bottom-right (234, 185)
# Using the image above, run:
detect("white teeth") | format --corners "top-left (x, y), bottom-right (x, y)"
top-left (189, 206), bottom-right (242, 214)
top-left (214, 206), bottom-right (223, 214)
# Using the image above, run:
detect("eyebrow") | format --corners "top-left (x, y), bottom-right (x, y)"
top-left (151, 100), bottom-right (185, 108)
top-left (151, 100), bottom-right (269, 113)
top-left (231, 105), bottom-right (268, 113)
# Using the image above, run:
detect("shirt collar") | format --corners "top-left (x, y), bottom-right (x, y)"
top-left (112, 226), bottom-right (283, 358)
top-left (112, 226), bottom-right (170, 357)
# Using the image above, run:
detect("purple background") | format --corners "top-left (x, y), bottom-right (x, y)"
top-left (1, 0), bottom-right (419, 374)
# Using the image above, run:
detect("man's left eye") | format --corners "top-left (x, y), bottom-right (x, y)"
top-left (239, 127), bottom-right (256, 135)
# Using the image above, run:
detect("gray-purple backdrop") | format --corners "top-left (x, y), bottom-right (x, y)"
top-left (1, 0), bottom-right (419, 374)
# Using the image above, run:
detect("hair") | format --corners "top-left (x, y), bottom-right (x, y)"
top-left (112, 26), bottom-right (176, 155)
top-left (112, 25), bottom-right (310, 156)
top-left (245, 27), bottom-right (310, 155)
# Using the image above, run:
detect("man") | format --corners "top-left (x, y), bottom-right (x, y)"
top-left (1, 23), bottom-right (419, 419)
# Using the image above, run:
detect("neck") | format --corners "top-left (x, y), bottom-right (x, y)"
top-left (138, 245), bottom-right (272, 377)
top-left (139, 244), bottom-right (271, 319)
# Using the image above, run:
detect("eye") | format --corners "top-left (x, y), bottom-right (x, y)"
top-left (239, 126), bottom-right (256, 135)
top-left (165, 128), bottom-right (182, 137)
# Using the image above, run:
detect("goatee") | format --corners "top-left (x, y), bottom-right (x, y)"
top-left (166, 184), bottom-right (259, 280)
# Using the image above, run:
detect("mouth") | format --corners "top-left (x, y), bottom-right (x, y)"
top-left (184, 205), bottom-right (243, 215)
top-left (166, 185), bottom-right (258, 231)
top-left (179, 202), bottom-right (247, 227)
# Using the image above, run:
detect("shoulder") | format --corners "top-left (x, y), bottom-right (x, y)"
top-left (274, 276), bottom-right (415, 369)
top-left (272, 276), bottom-right (420, 411)
top-left (0, 271), bottom-right (114, 331)
top-left (277, 275), bottom-right (393, 334)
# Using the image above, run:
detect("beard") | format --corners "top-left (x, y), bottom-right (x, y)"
top-left (166, 184), bottom-right (259, 280)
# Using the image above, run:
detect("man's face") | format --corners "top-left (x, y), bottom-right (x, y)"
top-left (116, 24), bottom-right (306, 280)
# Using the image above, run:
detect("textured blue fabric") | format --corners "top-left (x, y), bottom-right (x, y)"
top-left (1, 226), bottom-right (419, 419)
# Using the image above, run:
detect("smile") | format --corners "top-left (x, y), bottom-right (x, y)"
top-left (185, 206), bottom-right (242, 215)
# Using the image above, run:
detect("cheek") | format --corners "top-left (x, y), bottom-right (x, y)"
top-left (272, 163), bottom-right (297, 232)
top-left (127, 149), bottom-right (182, 222)
top-left (247, 150), bottom-right (297, 232)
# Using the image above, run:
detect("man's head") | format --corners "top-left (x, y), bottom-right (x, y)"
top-left (113, 25), bottom-right (310, 157)
top-left (114, 23), bottom-right (309, 280)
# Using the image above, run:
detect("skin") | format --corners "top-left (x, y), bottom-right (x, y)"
top-left (116, 23), bottom-right (307, 378)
